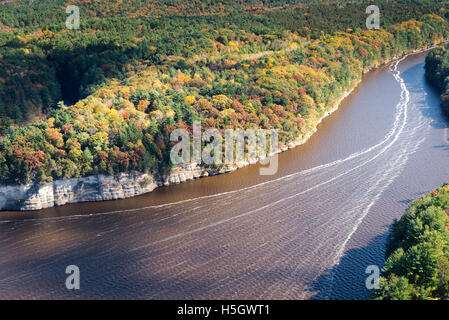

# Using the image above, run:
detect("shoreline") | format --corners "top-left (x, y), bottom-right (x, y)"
top-left (0, 45), bottom-right (440, 212)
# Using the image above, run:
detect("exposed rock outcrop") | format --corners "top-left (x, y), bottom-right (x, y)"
top-left (2, 46), bottom-right (431, 212)
top-left (0, 172), bottom-right (156, 211)
top-left (0, 86), bottom-right (357, 211)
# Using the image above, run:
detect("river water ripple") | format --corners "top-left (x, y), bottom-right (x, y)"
top-left (1, 52), bottom-right (449, 299)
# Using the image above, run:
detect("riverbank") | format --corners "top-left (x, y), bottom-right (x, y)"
top-left (2, 48), bottom-right (449, 300)
top-left (0, 44), bottom-right (443, 211)
top-left (372, 184), bottom-right (449, 300)
top-left (425, 42), bottom-right (449, 117)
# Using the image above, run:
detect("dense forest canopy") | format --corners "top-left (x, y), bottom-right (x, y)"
top-left (1, 0), bottom-right (449, 125)
top-left (1, 0), bottom-right (448, 300)
top-left (1, 0), bottom-right (449, 185)
top-left (372, 185), bottom-right (449, 300)
top-left (425, 44), bottom-right (449, 116)
top-left (369, 21), bottom-right (449, 301)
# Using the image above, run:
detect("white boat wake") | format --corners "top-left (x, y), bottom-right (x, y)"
top-left (0, 52), bottom-right (434, 300)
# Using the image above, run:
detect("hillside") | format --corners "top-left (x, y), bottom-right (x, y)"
top-left (1, 0), bottom-right (448, 126)
top-left (372, 185), bottom-right (449, 300)
top-left (425, 44), bottom-right (449, 116)
top-left (1, 1), bottom-right (449, 186)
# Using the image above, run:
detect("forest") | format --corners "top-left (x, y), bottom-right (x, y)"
top-left (1, 0), bottom-right (448, 124)
top-left (425, 44), bottom-right (449, 116)
top-left (372, 185), bottom-right (449, 300)
top-left (1, 0), bottom-right (449, 185)
top-left (374, 26), bottom-right (449, 300)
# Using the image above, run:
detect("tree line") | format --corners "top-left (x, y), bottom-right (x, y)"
top-left (2, 0), bottom-right (449, 127)
top-left (372, 185), bottom-right (449, 300)
top-left (1, 12), bottom-right (448, 184)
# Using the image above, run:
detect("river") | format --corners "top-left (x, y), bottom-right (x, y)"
top-left (1, 52), bottom-right (449, 299)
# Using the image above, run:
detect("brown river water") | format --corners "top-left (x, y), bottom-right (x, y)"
top-left (1, 52), bottom-right (449, 299)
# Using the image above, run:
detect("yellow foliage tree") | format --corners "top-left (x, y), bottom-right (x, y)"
top-left (137, 100), bottom-right (150, 111)
top-left (184, 95), bottom-right (196, 104)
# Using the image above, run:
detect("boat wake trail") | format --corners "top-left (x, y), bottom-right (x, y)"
top-left (0, 58), bottom-right (414, 225)
top-left (0, 54), bottom-right (432, 299)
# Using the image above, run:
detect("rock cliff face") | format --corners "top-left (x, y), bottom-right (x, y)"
top-left (0, 165), bottom-right (219, 211)
top-left (0, 46), bottom-right (442, 212)
top-left (0, 87), bottom-right (356, 211)
top-left (1, 47), bottom-right (421, 212)
top-left (0, 172), bottom-right (152, 211)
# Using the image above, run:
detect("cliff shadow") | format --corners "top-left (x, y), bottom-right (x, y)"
top-left (401, 61), bottom-right (449, 129)
top-left (399, 60), bottom-right (449, 159)
top-left (308, 231), bottom-right (389, 300)
top-left (47, 41), bottom-right (161, 106)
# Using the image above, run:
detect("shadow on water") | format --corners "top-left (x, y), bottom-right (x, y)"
top-left (308, 231), bottom-right (389, 300)
top-left (401, 191), bottom-right (436, 204)
top-left (5, 52), bottom-right (449, 299)
top-left (309, 57), bottom-right (449, 300)
top-left (0, 214), bottom-right (316, 299)
top-left (401, 61), bottom-right (449, 130)
top-left (401, 61), bottom-right (449, 156)
top-left (0, 213), bottom-right (217, 299)
top-left (0, 243), bottom-right (214, 300)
